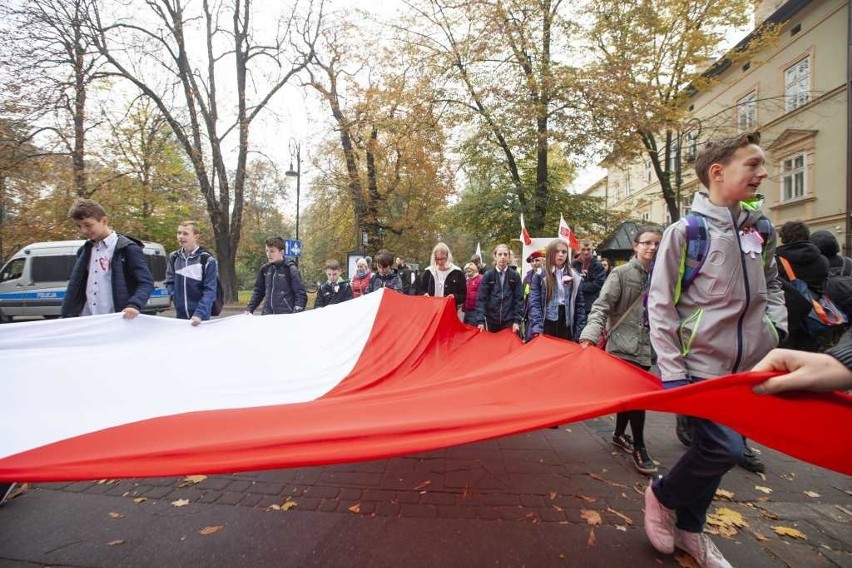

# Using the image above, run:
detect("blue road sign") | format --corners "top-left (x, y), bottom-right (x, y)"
top-left (284, 239), bottom-right (302, 257)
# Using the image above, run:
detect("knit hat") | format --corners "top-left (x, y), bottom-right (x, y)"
top-left (810, 230), bottom-right (840, 257)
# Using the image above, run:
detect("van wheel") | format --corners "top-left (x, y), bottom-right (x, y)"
top-left (0, 310), bottom-right (10, 324)
top-left (43, 315), bottom-right (59, 320)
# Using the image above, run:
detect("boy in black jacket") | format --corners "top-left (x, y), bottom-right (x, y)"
top-left (314, 259), bottom-right (353, 308)
top-left (244, 237), bottom-right (307, 315)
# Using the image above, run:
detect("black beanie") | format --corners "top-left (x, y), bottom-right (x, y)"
top-left (810, 230), bottom-right (840, 257)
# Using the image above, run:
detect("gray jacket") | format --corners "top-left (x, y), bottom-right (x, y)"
top-left (580, 257), bottom-right (653, 367)
top-left (647, 192), bottom-right (788, 382)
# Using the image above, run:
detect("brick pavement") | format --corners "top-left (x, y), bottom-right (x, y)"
top-left (10, 411), bottom-right (850, 567)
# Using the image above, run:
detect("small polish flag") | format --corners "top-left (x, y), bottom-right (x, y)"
top-left (475, 242), bottom-right (482, 261)
top-left (520, 214), bottom-right (532, 246)
top-left (559, 214), bottom-right (580, 251)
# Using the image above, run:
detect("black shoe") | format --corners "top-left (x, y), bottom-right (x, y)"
top-left (632, 446), bottom-right (658, 475)
top-left (612, 433), bottom-right (634, 453)
top-left (676, 415), bottom-right (693, 447)
top-left (739, 446), bottom-right (766, 473)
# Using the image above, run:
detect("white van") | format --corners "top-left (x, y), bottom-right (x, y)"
top-left (0, 240), bottom-right (171, 322)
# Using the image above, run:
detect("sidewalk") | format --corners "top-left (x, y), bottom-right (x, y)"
top-left (1, 411), bottom-right (849, 567)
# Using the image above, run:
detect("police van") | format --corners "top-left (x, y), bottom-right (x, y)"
top-left (0, 240), bottom-right (171, 323)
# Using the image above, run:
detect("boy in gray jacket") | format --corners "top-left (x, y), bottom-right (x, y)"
top-left (643, 132), bottom-right (787, 568)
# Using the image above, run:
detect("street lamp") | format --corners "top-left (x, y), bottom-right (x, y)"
top-left (284, 138), bottom-right (301, 242)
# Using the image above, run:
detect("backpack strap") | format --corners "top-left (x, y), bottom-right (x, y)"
top-left (777, 256), bottom-right (798, 281)
top-left (676, 213), bottom-right (710, 304)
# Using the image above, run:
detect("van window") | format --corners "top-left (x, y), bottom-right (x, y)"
top-left (0, 258), bottom-right (25, 282)
top-left (31, 255), bottom-right (77, 283)
top-left (146, 254), bottom-right (167, 281)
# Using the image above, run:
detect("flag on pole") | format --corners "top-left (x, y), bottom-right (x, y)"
top-left (520, 214), bottom-right (532, 246)
top-left (559, 214), bottom-right (580, 251)
top-left (475, 242), bottom-right (482, 261)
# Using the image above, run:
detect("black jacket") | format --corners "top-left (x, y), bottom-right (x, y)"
top-left (475, 267), bottom-right (524, 329)
top-left (61, 234), bottom-right (154, 317)
top-left (418, 267), bottom-right (467, 307)
top-left (314, 281), bottom-right (354, 308)
top-left (572, 257), bottom-right (607, 313)
top-left (246, 260), bottom-right (307, 315)
top-left (777, 241), bottom-right (829, 294)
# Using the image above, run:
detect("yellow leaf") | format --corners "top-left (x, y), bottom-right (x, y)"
top-left (714, 508), bottom-right (748, 528)
top-left (413, 480), bottom-right (431, 491)
top-left (266, 504), bottom-right (281, 511)
top-left (714, 489), bottom-right (734, 500)
top-left (199, 525), bottom-right (224, 536)
top-left (348, 503), bottom-right (361, 513)
top-left (132, 497), bottom-right (148, 504)
top-left (754, 486), bottom-right (773, 494)
top-left (106, 540), bottom-right (125, 547)
top-left (772, 526), bottom-right (807, 540)
top-left (674, 551), bottom-right (701, 568)
top-left (108, 512), bottom-right (124, 519)
top-left (576, 494), bottom-right (597, 503)
top-left (179, 475), bottom-right (208, 487)
top-left (580, 509), bottom-right (602, 526)
top-left (587, 527), bottom-right (597, 547)
top-left (548, 491), bottom-right (557, 501)
top-left (803, 491), bottom-right (820, 498)
top-left (171, 498), bottom-right (190, 507)
top-left (281, 500), bottom-right (298, 511)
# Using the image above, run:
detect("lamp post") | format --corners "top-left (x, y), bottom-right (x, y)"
top-left (674, 117), bottom-right (702, 218)
top-left (285, 138), bottom-right (301, 242)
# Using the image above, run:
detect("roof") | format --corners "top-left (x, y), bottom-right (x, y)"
top-left (598, 222), bottom-right (643, 253)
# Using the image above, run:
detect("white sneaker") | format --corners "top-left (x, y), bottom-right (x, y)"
top-left (644, 481), bottom-right (676, 553)
top-left (0, 483), bottom-right (17, 505)
top-left (674, 529), bottom-right (734, 568)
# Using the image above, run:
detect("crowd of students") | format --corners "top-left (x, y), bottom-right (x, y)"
top-left (7, 132), bottom-right (852, 568)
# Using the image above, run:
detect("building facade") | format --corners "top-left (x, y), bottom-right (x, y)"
top-left (585, 0), bottom-right (849, 252)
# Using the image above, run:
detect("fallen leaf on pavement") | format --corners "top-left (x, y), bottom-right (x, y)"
top-left (548, 492), bottom-right (557, 501)
top-left (580, 509), bottom-right (602, 526)
top-left (706, 508), bottom-right (748, 537)
top-left (132, 497), bottom-right (147, 504)
top-left (171, 498), bottom-right (190, 507)
top-left (615, 525), bottom-right (628, 532)
top-left (413, 480), bottom-right (431, 491)
top-left (348, 503), bottom-right (361, 513)
top-left (606, 507), bottom-right (633, 525)
top-left (108, 512), bottom-right (124, 519)
top-left (179, 475), bottom-right (207, 487)
top-left (714, 489), bottom-right (734, 501)
top-left (756, 472), bottom-right (766, 481)
top-left (281, 500), bottom-right (298, 511)
top-left (586, 472), bottom-right (628, 489)
top-left (772, 526), bottom-right (807, 540)
top-left (587, 527), bottom-right (596, 547)
top-left (751, 530), bottom-right (770, 542)
top-left (674, 551), bottom-right (700, 568)
top-left (803, 491), bottom-right (820, 498)
top-left (199, 525), bottom-right (224, 536)
top-left (106, 540), bottom-right (125, 547)
top-left (754, 486), bottom-right (773, 494)
top-left (576, 494), bottom-right (597, 503)
top-left (758, 507), bottom-right (779, 520)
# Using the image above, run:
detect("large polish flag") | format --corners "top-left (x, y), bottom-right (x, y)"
top-left (0, 289), bottom-right (850, 482)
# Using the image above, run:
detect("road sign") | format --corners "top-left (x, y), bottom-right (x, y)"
top-left (284, 239), bottom-right (302, 257)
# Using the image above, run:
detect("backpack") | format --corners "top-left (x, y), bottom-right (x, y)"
top-left (777, 256), bottom-right (847, 336)
top-left (644, 212), bottom-right (773, 321)
top-left (824, 257), bottom-right (852, 319)
top-left (170, 250), bottom-right (224, 316)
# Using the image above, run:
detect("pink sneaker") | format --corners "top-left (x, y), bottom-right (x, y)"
top-left (644, 481), bottom-right (675, 553)
top-left (674, 529), bottom-right (733, 568)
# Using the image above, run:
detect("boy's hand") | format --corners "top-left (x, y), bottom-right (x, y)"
top-left (579, 340), bottom-right (593, 349)
top-left (190, 316), bottom-right (202, 326)
top-left (752, 349), bottom-right (852, 394)
top-left (511, 323), bottom-right (520, 333)
top-left (122, 307), bottom-right (140, 319)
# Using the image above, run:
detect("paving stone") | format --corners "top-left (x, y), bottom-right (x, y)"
top-left (400, 503), bottom-right (438, 518)
top-left (361, 489), bottom-right (397, 503)
top-left (198, 476), bottom-right (234, 491)
top-left (538, 507), bottom-right (567, 523)
top-left (225, 480), bottom-right (253, 493)
top-left (318, 499), bottom-right (338, 512)
top-left (338, 488), bottom-right (362, 501)
top-left (477, 507), bottom-right (500, 520)
top-left (239, 493), bottom-right (264, 507)
top-left (481, 494), bottom-right (519, 507)
top-left (215, 491), bottom-right (245, 506)
top-left (198, 491), bottom-right (223, 504)
top-left (436, 505), bottom-right (478, 519)
top-left (519, 494), bottom-right (545, 508)
top-left (375, 502), bottom-right (401, 517)
top-left (142, 486), bottom-right (173, 499)
top-left (303, 486), bottom-right (340, 499)
top-left (419, 492), bottom-right (457, 506)
top-left (763, 538), bottom-right (840, 567)
top-left (246, 481), bottom-right (285, 496)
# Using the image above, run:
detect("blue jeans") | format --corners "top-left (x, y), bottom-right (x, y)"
top-left (652, 414), bottom-right (744, 533)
